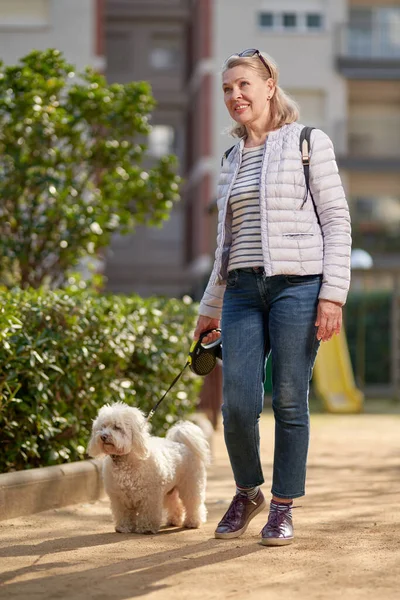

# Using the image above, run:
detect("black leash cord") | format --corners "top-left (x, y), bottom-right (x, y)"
top-left (146, 362), bottom-right (189, 420)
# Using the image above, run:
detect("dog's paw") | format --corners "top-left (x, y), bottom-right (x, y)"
top-left (183, 518), bottom-right (202, 529)
top-left (134, 526), bottom-right (159, 535)
top-left (115, 525), bottom-right (135, 534)
top-left (166, 517), bottom-right (184, 528)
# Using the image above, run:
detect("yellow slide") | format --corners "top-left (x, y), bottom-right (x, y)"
top-left (313, 328), bottom-right (364, 413)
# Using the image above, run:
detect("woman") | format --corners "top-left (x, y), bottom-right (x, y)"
top-left (194, 49), bottom-right (351, 546)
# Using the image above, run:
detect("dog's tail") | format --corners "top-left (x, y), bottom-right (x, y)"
top-left (166, 421), bottom-right (211, 466)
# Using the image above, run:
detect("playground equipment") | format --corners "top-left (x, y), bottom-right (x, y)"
top-left (313, 328), bottom-right (364, 413)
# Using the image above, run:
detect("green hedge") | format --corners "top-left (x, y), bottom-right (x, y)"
top-left (345, 290), bottom-right (391, 385)
top-left (0, 288), bottom-right (201, 472)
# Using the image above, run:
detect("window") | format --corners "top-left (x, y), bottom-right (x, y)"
top-left (307, 14), bottom-right (322, 30)
top-left (150, 48), bottom-right (177, 70)
top-left (150, 37), bottom-right (180, 71)
top-left (258, 11), bottom-right (324, 32)
top-left (259, 12), bottom-right (273, 28)
top-left (283, 13), bottom-right (297, 29)
top-left (148, 125), bottom-right (175, 158)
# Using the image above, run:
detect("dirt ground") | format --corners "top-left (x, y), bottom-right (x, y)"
top-left (0, 412), bottom-right (399, 600)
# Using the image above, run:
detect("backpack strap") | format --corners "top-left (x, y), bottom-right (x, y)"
top-left (300, 126), bottom-right (315, 206)
top-left (221, 144), bottom-right (235, 166)
top-left (300, 126), bottom-right (322, 228)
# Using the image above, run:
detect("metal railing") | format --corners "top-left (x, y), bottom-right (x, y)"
top-left (337, 23), bottom-right (400, 60)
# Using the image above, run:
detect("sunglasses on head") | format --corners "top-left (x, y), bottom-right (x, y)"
top-left (226, 48), bottom-right (271, 76)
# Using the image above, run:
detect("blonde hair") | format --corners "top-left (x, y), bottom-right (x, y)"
top-left (222, 52), bottom-right (299, 138)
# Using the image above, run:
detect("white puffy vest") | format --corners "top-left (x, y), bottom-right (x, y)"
top-left (199, 122), bottom-right (352, 320)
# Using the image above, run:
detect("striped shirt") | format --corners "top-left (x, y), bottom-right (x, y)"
top-left (227, 144), bottom-right (264, 272)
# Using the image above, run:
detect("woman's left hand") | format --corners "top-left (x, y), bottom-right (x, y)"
top-left (315, 299), bottom-right (342, 342)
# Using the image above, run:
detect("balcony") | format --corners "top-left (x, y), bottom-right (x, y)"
top-left (336, 23), bottom-right (400, 79)
top-left (334, 116), bottom-right (400, 171)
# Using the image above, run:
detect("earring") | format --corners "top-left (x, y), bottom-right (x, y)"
top-left (267, 96), bottom-right (271, 101)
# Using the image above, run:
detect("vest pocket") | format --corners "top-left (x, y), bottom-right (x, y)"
top-left (282, 233), bottom-right (314, 239)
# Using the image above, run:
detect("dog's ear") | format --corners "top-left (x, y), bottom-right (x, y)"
top-left (86, 420), bottom-right (103, 458)
top-left (126, 407), bottom-right (150, 459)
top-left (87, 436), bottom-right (103, 458)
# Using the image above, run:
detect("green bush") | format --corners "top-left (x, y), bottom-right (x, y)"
top-left (0, 288), bottom-right (201, 472)
top-left (345, 290), bottom-right (391, 385)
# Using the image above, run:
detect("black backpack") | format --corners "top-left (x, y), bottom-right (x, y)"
top-left (222, 126), bottom-right (316, 213)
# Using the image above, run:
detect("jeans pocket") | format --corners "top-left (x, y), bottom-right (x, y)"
top-left (226, 270), bottom-right (239, 289)
top-left (284, 274), bottom-right (322, 286)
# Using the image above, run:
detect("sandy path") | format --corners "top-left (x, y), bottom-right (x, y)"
top-left (0, 413), bottom-right (399, 600)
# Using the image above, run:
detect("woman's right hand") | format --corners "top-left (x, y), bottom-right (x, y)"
top-left (193, 316), bottom-right (221, 344)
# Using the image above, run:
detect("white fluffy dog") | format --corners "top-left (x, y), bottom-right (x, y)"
top-left (87, 402), bottom-right (211, 534)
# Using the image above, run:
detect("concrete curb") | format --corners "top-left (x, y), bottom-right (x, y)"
top-left (0, 458), bottom-right (105, 521)
top-left (0, 413), bottom-right (214, 521)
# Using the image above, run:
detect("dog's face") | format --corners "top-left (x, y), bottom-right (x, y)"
top-left (87, 402), bottom-right (150, 459)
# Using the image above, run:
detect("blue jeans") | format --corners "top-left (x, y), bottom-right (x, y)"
top-left (221, 268), bottom-right (321, 499)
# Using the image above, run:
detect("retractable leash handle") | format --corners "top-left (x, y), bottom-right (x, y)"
top-left (146, 328), bottom-right (222, 420)
top-left (188, 328), bottom-right (222, 376)
top-left (199, 328), bottom-right (222, 343)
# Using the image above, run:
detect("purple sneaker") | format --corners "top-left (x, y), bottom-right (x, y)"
top-left (261, 501), bottom-right (294, 546)
top-left (214, 490), bottom-right (266, 539)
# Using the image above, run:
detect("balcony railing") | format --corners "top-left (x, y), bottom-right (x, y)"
top-left (334, 116), bottom-right (400, 168)
top-left (336, 23), bottom-right (400, 78)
